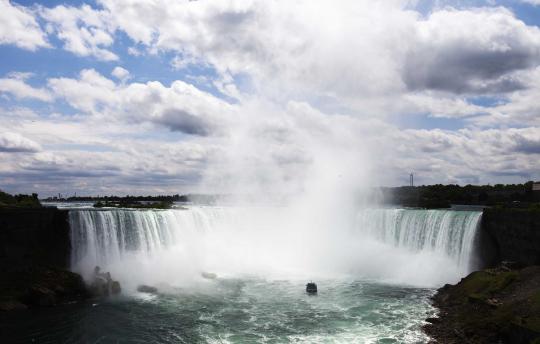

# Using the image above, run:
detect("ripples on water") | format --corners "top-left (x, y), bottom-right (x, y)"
top-left (1, 279), bottom-right (435, 344)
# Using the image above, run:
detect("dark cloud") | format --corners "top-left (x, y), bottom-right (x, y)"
top-left (404, 48), bottom-right (534, 94)
top-left (0, 146), bottom-right (39, 153)
top-left (158, 108), bottom-right (212, 136)
top-left (513, 137), bottom-right (540, 154)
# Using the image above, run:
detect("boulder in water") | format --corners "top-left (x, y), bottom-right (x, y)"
top-left (0, 299), bottom-right (28, 311)
top-left (111, 281), bottom-right (121, 295)
top-left (137, 285), bottom-right (158, 294)
top-left (90, 266), bottom-right (121, 297)
top-left (25, 286), bottom-right (57, 307)
top-left (201, 272), bottom-right (217, 280)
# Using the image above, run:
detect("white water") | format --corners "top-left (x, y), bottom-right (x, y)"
top-left (69, 206), bottom-right (481, 289)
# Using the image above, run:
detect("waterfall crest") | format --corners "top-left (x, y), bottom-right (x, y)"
top-left (69, 207), bottom-right (482, 288)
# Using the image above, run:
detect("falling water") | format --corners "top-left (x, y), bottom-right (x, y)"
top-left (355, 208), bottom-right (481, 273)
top-left (69, 206), bottom-right (481, 289)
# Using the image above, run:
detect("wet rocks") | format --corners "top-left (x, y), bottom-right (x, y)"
top-left (25, 286), bottom-right (56, 307)
top-left (89, 267), bottom-right (121, 297)
top-left (0, 266), bottom-right (90, 311)
top-left (137, 285), bottom-right (157, 294)
top-left (201, 272), bottom-right (217, 280)
top-left (0, 300), bottom-right (27, 311)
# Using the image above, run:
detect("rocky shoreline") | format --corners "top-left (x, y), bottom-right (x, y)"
top-left (424, 264), bottom-right (540, 343)
top-left (0, 266), bottom-right (90, 311)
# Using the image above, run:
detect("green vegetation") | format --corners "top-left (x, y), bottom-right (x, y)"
top-left (0, 190), bottom-right (41, 208)
top-left (382, 181), bottom-right (539, 208)
top-left (458, 270), bottom-right (518, 302)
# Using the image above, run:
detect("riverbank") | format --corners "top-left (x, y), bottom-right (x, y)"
top-left (424, 264), bottom-right (540, 343)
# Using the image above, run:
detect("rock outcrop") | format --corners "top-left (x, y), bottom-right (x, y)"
top-left (480, 208), bottom-right (540, 267)
top-left (424, 265), bottom-right (540, 343)
top-left (0, 266), bottom-right (89, 310)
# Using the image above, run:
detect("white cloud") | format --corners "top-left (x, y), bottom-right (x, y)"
top-left (0, 0), bottom-right (49, 50)
top-left (0, 75), bottom-right (53, 102)
top-left (2, 1), bottom-right (540, 194)
top-left (0, 132), bottom-right (41, 152)
top-left (84, 1), bottom-right (540, 121)
top-left (111, 66), bottom-right (130, 82)
top-left (40, 4), bottom-right (117, 61)
top-left (405, 8), bottom-right (540, 94)
top-left (48, 69), bottom-right (117, 113)
top-left (404, 92), bottom-right (488, 118)
top-left (48, 69), bottom-right (235, 135)
top-left (521, 0), bottom-right (540, 5)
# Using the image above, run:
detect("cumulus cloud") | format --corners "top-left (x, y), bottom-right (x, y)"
top-left (0, 0), bottom-right (49, 50)
top-left (0, 74), bottom-right (53, 102)
top-left (32, 1), bottom-right (540, 114)
top-left (111, 66), bottom-right (130, 82)
top-left (0, 132), bottom-right (41, 152)
top-left (48, 69), bottom-right (117, 113)
top-left (405, 8), bottom-right (540, 95)
top-left (48, 69), bottom-right (234, 136)
top-left (40, 4), bottom-right (117, 61)
top-left (2, 0), bottom-right (540, 194)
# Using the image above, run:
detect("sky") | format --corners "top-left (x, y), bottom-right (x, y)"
top-left (0, 0), bottom-right (540, 197)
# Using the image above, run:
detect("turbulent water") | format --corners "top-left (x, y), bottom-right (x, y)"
top-left (20, 206), bottom-right (480, 343)
top-left (3, 206), bottom-right (483, 343)
top-left (2, 278), bottom-right (434, 343)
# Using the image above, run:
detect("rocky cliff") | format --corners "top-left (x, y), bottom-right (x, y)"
top-left (480, 208), bottom-right (540, 267)
top-left (0, 207), bottom-right (71, 269)
top-left (0, 208), bottom-right (88, 310)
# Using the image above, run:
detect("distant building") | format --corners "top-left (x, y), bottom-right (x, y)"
top-left (533, 182), bottom-right (540, 192)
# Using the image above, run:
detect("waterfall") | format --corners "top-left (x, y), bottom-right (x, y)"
top-left (69, 207), bottom-right (482, 288)
top-left (355, 209), bottom-right (481, 273)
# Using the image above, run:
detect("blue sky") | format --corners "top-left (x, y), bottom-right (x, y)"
top-left (1, 0), bottom-right (540, 196)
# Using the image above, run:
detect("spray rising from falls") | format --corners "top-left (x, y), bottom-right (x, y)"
top-left (69, 207), bottom-right (482, 289)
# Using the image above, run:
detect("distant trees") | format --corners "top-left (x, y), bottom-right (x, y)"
top-left (43, 194), bottom-right (189, 203)
top-left (0, 190), bottom-right (42, 208)
top-left (381, 181), bottom-right (538, 208)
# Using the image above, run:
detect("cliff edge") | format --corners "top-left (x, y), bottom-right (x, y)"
top-left (0, 208), bottom-right (89, 310)
top-left (481, 208), bottom-right (540, 267)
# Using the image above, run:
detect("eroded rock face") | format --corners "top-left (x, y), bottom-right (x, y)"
top-left (0, 208), bottom-right (71, 269)
top-left (481, 208), bottom-right (540, 267)
top-left (0, 208), bottom-right (89, 310)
